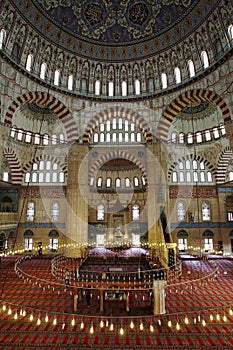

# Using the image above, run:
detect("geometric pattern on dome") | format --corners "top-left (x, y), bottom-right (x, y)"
top-left (11, 0), bottom-right (220, 60)
top-left (33, 0), bottom-right (197, 44)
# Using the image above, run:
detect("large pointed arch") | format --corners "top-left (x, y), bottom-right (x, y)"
top-left (3, 148), bottom-right (22, 184)
top-left (82, 106), bottom-right (153, 144)
top-left (89, 150), bottom-right (147, 181)
top-left (216, 146), bottom-right (232, 184)
top-left (159, 89), bottom-right (231, 141)
top-left (4, 91), bottom-right (78, 142)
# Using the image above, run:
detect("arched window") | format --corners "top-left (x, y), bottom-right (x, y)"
top-left (25, 132), bottom-right (32, 143)
top-left (59, 172), bottom-right (65, 183)
top-left (54, 70), bottom-right (60, 86)
top-left (177, 230), bottom-right (188, 251)
top-left (135, 79), bottom-right (140, 95)
top-left (196, 132), bottom-right (202, 143)
top-left (201, 51), bottom-right (209, 69)
top-left (220, 123), bottom-right (226, 135)
top-left (177, 202), bottom-right (185, 221)
top-left (116, 178), bottom-right (121, 188)
top-left (43, 134), bottom-right (49, 145)
top-left (40, 63), bottom-right (46, 79)
top-left (2, 172), bottom-right (9, 182)
top-left (122, 81), bottom-right (127, 96)
top-left (172, 171), bottom-right (178, 183)
top-left (17, 129), bottom-right (23, 141)
top-left (188, 59), bottom-right (195, 78)
top-left (106, 177), bottom-right (111, 187)
top-left (203, 230), bottom-right (213, 252)
top-left (26, 202), bottom-right (35, 221)
top-left (49, 230), bottom-right (59, 251)
top-left (12, 43), bottom-right (20, 62)
top-left (90, 177), bottom-right (94, 186)
top-left (59, 133), bottom-right (65, 144)
top-left (132, 204), bottom-right (140, 221)
top-left (95, 80), bottom-right (101, 95)
top-left (134, 177), bottom-right (139, 187)
top-left (179, 133), bottom-right (185, 143)
top-left (187, 132), bottom-right (193, 144)
top-left (25, 172), bottom-right (30, 183)
top-left (26, 54), bottom-right (33, 72)
top-left (174, 67), bottom-right (181, 84)
top-left (97, 177), bottom-right (102, 187)
top-left (148, 77), bottom-right (154, 92)
top-left (213, 127), bottom-right (219, 138)
top-left (202, 202), bottom-right (210, 221)
top-left (161, 73), bottom-right (167, 89)
top-left (97, 204), bottom-right (104, 221)
top-left (228, 24), bottom-right (233, 41)
top-left (51, 202), bottom-right (59, 221)
top-left (205, 129), bottom-right (211, 141)
top-left (108, 81), bottom-right (114, 96)
top-left (51, 134), bottom-right (57, 145)
top-left (68, 75), bottom-right (73, 90)
top-left (81, 78), bottom-right (87, 92)
top-left (171, 131), bottom-right (177, 143)
top-left (34, 133), bottom-right (40, 145)
top-left (0, 29), bottom-right (6, 49)
top-left (24, 230), bottom-right (33, 251)
top-left (125, 178), bottom-right (130, 187)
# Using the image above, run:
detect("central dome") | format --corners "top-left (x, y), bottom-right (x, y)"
top-left (33, 0), bottom-right (197, 45)
top-left (9, 0), bottom-right (220, 61)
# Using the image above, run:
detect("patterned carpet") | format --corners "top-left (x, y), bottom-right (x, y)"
top-left (0, 253), bottom-right (233, 349)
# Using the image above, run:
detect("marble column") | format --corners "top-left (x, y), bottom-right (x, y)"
top-left (152, 279), bottom-right (167, 315)
top-left (66, 143), bottom-right (89, 256)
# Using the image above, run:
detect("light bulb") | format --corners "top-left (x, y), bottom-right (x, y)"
top-left (210, 314), bottom-right (214, 321)
top-left (14, 312), bottom-right (18, 320)
top-left (119, 326), bottom-right (124, 335)
top-left (130, 321), bottom-right (134, 329)
top-left (109, 323), bottom-right (114, 331)
top-left (223, 315), bottom-right (227, 322)
top-left (45, 315), bottom-right (49, 323)
top-left (229, 309), bottom-right (233, 315)
top-left (168, 320), bottom-right (172, 327)
top-left (80, 321), bottom-right (84, 330)
top-left (62, 322), bottom-right (66, 330)
top-left (100, 320), bottom-right (104, 328)
top-left (53, 318), bottom-right (57, 325)
top-left (29, 314), bottom-right (34, 321)
top-left (8, 308), bottom-right (12, 315)
top-left (149, 324), bottom-right (154, 332)
top-left (139, 322), bottom-right (144, 331)
top-left (216, 314), bottom-right (220, 321)
top-left (184, 317), bottom-right (189, 324)
top-left (202, 319), bottom-right (206, 327)
top-left (176, 322), bottom-right (181, 331)
top-left (90, 325), bottom-right (94, 334)
top-left (2, 305), bottom-right (6, 311)
top-left (71, 318), bottom-right (75, 326)
top-left (37, 318), bottom-right (41, 325)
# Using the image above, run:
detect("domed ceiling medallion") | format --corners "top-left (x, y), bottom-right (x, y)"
top-left (32, 0), bottom-right (197, 44)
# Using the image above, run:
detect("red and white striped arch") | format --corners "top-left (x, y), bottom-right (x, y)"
top-left (89, 150), bottom-right (147, 181)
top-left (3, 148), bottom-right (22, 184)
top-left (159, 89), bottom-right (231, 142)
top-left (23, 155), bottom-right (67, 175)
top-left (168, 154), bottom-right (216, 181)
top-left (4, 91), bottom-right (78, 142)
top-left (216, 147), bottom-right (232, 184)
top-left (82, 106), bottom-right (153, 143)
